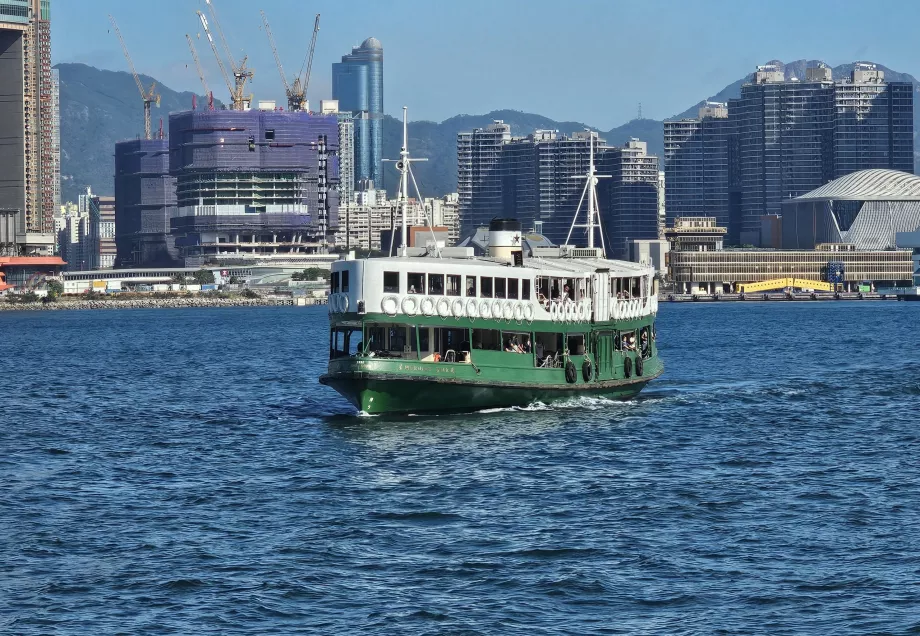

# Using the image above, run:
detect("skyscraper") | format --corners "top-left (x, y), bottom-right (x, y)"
top-left (332, 38), bottom-right (383, 189)
top-left (457, 125), bottom-right (660, 256)
top-left (664, 103), bottom-right (733, 230)
top-left (663, 62), bottom-right (913, 246)
top-left (0, 0), bottom-right (56, 256)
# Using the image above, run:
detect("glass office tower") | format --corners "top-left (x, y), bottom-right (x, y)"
top-left (332, 38), bottom-right (383, 190)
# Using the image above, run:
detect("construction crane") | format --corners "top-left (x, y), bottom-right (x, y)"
top-left (186, 34), bottom-right (210, 97)
top-left (260, 10), bottom-right (320, 112)
top-left (197, 0), bottom-right (253, 110)
top-left (109, 15), bottom-right (160, 140)
top-left (301, 14), bottom-right (321, 106)
top-left (185, 34), bottom-right (214, 110)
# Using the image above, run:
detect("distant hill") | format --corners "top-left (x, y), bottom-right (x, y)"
top-left (57, 59), bottom-right (920, 202)
top-left (57, 63), bottom-right (212, 203)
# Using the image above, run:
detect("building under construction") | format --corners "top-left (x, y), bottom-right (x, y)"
top-left (166, 107), bottom-right (340, 266)
top-left (0, 0), bottom-right (57, 256)
top-left (114, 139), bottom-right (179, 267)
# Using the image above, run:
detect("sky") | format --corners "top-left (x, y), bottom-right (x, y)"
top-left (53, 0), bottom-right (920, 130)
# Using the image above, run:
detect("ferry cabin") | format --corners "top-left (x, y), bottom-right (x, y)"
top-left (324, 252), bottom-right (661, 409)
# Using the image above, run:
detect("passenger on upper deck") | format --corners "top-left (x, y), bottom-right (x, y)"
top-left (409, 285), bottom-right (417, 294)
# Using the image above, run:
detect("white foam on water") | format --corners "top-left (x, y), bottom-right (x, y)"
top-left (355, 411), bottom-right (379, 418)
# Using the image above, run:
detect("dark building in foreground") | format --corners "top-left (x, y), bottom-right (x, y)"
top-left (664, 62), bottom-right (914, 246)
top-left (167, 108), bottom-right (340, 266)
top-left (114, 139), bottom-right (179, 267)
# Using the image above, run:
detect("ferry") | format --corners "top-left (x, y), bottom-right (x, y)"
top-left (319, 110), bottom-right (662, 414)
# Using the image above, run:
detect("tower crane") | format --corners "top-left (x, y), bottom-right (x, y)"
top-left (185, 34), bottom-right (213, 109)
top-left (198, 0), bottom-right (253, 110)
top-left (260, 10), bottom-right (320, 112)
top-left (301, 14), bottom-right (321, 106)
top-left (109, 15), bottom-right (160, 140)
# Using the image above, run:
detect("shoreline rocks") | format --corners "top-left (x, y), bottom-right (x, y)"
top-left (0, 297), bottom-right (323, 312)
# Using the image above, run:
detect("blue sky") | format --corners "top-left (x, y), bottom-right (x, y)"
top-left (55, 0), bottom-right (920, 129)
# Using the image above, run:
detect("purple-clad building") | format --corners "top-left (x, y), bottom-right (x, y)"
top-left (167, 108), bottom-right (340, 266)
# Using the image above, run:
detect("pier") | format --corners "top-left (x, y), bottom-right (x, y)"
top-left (663, 292), bottom-right (896, 303)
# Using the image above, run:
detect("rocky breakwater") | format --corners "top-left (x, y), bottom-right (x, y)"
top-left (0, 296), bottom-right (305, 312)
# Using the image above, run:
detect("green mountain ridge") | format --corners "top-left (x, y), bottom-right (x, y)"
top-left (57, 59), bottom-right (920, 203)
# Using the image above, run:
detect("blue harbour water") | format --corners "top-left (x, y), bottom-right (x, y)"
top-left (2, 302), bottom-right (920, 634)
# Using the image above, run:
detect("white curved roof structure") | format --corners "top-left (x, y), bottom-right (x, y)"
top-left (794, 169), bottom-right (920, 201)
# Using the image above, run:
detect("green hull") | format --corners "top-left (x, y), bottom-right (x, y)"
top-left (321, 354), bottom-right (663, 414)
top-left (320, 374), bottom-right (655, 414)
top-left (322, 309), bottom-right (662, 415)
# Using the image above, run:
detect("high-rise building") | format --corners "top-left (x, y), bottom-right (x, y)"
top-left (321, 100), bottom-right (355, 206)
top-left (89, 194), bottom-right (116, 270)
top-left (664, 62), bottom-right (913, 245)
top-left (332, 38), bottom-right (383, 189)
top-left (458, 124), bottom-right (660, 255)
top-left (51, 67), bottom-right (60, 214)
top-left (457, 121), bottom-right (511, 235)
top-left (834, 63), bottom-right (913, 178)
top-left (114, 139), bottom-right (179, 267)
top-left (599, 139), bottom-right (661, 259)
top-left (0, 0), bottom-right (56, 256)
top-left (664, 103), bottom-right (733, 231)
top-left (167, 108), bottom-right (340, 266)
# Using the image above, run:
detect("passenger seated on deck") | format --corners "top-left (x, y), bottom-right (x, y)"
top-left (521, 335), bottom-right (532, 354)
top-left (561, 284), bottom-right (571, 302)
top-left (504, 338), bottom-right (516, 353)
top-left (408, 285), bottom-right (417, 294)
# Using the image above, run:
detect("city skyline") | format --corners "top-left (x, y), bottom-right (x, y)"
top-left (52, 0), bottom-right (920, 130)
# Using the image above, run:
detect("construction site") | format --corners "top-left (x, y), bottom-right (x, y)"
top-left (111, 1), bottom-right (341, 268)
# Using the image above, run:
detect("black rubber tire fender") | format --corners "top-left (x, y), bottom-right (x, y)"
top-left (582, 359), bottom-right (592, 382)
top-left (565, 361), bottom-right (577, 384)
top-left (636, 356), bottom-right (644, 377)
top-left (624, 356), bottom-right (633, 378)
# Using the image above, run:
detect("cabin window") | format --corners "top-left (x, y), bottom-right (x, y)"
top-left (331, 271), bottom-right (340, 293)
top-left (388, 326), bottom-right (408, 352)
top-left (507, 278), bottom-right (519, 300)
top-left (416, 327), bottom-right (429, 353)
top-left (342, 271), bottom-right (350, 293)
top-left (447, 274), bottom-right (461, 297)
top-left (428, 273), bottom-right (444, 295)
top-left (631, 278), bottom-right (641, 298)
top-left (567, 333), bottom-right (586, 355)
top-left (465, 276), bottom-right (477, 297)
top-left (329, 327), bottom-right (361, 359)
top-left (480, 277), bottom-right (493, 298)
top-left (265, 129), bottom-right (275, 141)
top-left (472, 328), bottom-right (501, 350)
top-left (501, 331), bottom-right (531, 353)
top-left (495, 278), bottom-right (506, 299)
top-left (383, 271), bottom-right (399, 293)
top-left (522, 279), bottom-right (531, 300)
top-left (537, 277), bottom-right (550, 302)
top-left (407, 272), bottom-right (424, 294)
top-left (534, 332), bottom-right (564, 367)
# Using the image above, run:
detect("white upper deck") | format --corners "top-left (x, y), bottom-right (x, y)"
top-left (327, 252), bottom-right (657, 323)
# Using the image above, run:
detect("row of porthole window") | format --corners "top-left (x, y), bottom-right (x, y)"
top-left (383, 271), bottom-right (532, 300)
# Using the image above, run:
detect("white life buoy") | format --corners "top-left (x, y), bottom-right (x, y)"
top-left (381, 295), bottom-right (399, 316)
top-left (467, 298), bottom-right (479, 319)
top-left (523, 303), bottom-right (534, 322)
top-left (452, 298), bottom-right (465, 318)
top-left (333, 294), bottom-right (342, 313)
top-left (550, 302), bottom-right (559, 322)
top-left (491, 300), bottom-right (503, 320)
top-left (340, 295), bottom-right (349, 313)
top-left (437, 297), bottom-right (451, 318)
top-left (564, 302), bottom-right (574, 322)
top-left (402, 295), bottom-right (418, 316)
top-left (582, 300), bottom-right (591, 321)
top-left (420, 296), bottom-right (435, 316)
top-left (502, 301), bottom-right (514, 321)
top-left (513, 303), bottom-right (524, 322)
top-left (479, 299), bottom-right (491, 319)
